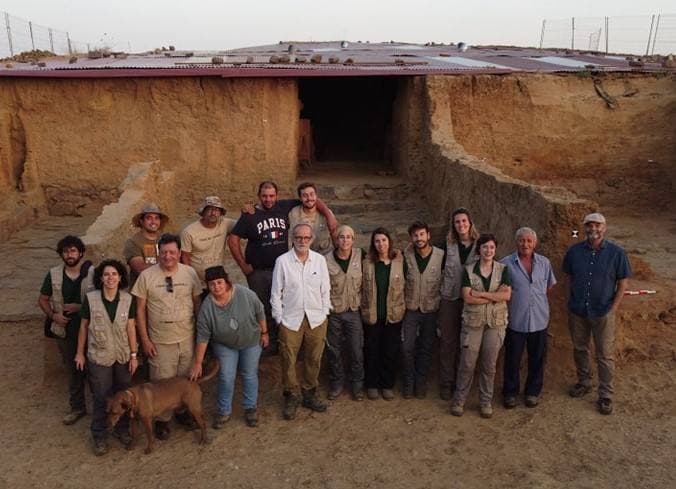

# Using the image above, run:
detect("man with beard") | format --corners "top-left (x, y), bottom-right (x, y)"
top-left (228, 181), bottom-right (336, 354)
top-left (181, 196), bottom-right (236, 297)
top-left (288, 182), bottom-right (334, 255)
top-left (38, 235), bottom-right (95, 425)
top-left (123, 203), bottom-right (169, 288)
top-left (401, 221), bottom-right (444, 399)
top-left (563, 213), bottom-right (631, 415)
top-left (131, 233), bottom-right (202, 439)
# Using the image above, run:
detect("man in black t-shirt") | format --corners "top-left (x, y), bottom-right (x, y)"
top-left (228, 181), bottom-right (337, 353)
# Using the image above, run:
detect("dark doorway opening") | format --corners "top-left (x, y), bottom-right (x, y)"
top-left (298, 76), bottom-right (398, 166)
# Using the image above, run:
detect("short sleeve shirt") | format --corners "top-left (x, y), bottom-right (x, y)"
top-left (231, 199), bottom-right (300, 269)
top-left (181, 217), bottom-right (236, 284)
top-left (123, 232), bottom-right (159, 287)
top-left (40, 268), bottom-right (84, 333)
top-left (81, 290), bottom-right (137, 322)
top-left (562, 239), bottom-right (631, 318)
top-left (130, 263), bottom-right (202, 344)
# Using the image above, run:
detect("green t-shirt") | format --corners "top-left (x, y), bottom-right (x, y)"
top-left (334, 248), bottom-right (364, 274)
top-left (375, 261), bottom-right (391, 322)
top-left (196, 285), bottom-right (266, 350)
top-left (40, 269), bottom-right (84, 334)
top-left (462, 261), bottom-right (512, 291)
top-left (458, 242), bottom-right (474, 265)
top-left (80, 290), bottom-right (137, 322)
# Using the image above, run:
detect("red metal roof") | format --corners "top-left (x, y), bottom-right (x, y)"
top-left (0, 41), bottom-right (671, 78)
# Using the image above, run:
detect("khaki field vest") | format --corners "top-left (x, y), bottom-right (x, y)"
top-left (462, 261), bottom-right (509, 329)
top-left (440, 239), bottom-right (478, 301)
top-left (361, 254), bottom-right (405, 325)
top-left (326, 248), bottom-right (363, 314)
top-left (86, 290), bottom-right (133, 366)
top-left (49, 264), bottom-right (95, 338)
top-left (404, 245), bottom-right (444, 313)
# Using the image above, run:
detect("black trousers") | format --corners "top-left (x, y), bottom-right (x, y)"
top-left (56, 334), bottom-right (86, 412)
top-left (364, 319), bottom-right (401, 389)
top-left (502, 327), bottom-right (548, 398)
top-left (87, 360), bottom-right (131, 441)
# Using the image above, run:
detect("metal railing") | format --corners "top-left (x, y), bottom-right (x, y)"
top-left (539, 14), bottom-right (676, 55)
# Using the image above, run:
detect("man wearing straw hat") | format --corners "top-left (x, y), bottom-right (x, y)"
top-left (123, 203), bottom-right (170, 288)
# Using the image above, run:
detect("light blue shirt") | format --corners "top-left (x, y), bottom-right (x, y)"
top-left (500, 252), bottom-right (557, 333)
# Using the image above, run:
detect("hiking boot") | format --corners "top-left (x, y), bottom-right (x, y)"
top-left (366, 388), bottom-right (379, 400)
top-left (244, 408), bottom-right (258, 427)
top-left (569, 383), bottom-right (592, 398)
top-left (62, 409), bottom-right (86, 426)
top-left (439, 386), bottom-right (452, 401)
top-left (450, 403), bottom-right (464, 417)
top-left (112, 430), bottom-right (133, 448)
top-left (402, 383), bottom-right (414, 399)
top-left (597, 398), bottom-right (613, 415)
top-left (175, 411), bottom-right (198, 431)
top-left (283, 391), bottom-right (299, 420)
top-left (301, 388), bottom-right (327, 412)
top-left (352, 389), bottom-right (365, 401)
top-left (503, 396), bottom-right (517, 409)
top-left (381, 388), bottom-right (395, 401)
top-left (212, 414), bottom-right (230, 429)
top-left (93, 439), bottom-right (108, 457)
top-left (327, 384), bottom-right (343, 401)
top-left (480, 404), bottom-right (494, 419)
top-left (525, 396), bottom-right (539, 408)
top-left (154, 421), bottom-right (171, 440)
top-left (414, 382), bottom-right (427, 400)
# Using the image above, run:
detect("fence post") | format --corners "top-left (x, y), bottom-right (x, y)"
top-left (48, 27), bottom-right (54, 52)
top-left (645, 14), bottom-right (655, 56)
top-left (571, 17), bottom-right (575, 50)
top-left (67, 32), bottom-right (72, 54)
top-left (539, 19), bottom-right (546, 49)
top-left (5, 12), bottom-right (13, 57)
top-left (29, 21), bottom-right (35, 50)
top-left (651, 14), bottom-right (661, 55)
top-left (605, 17), bottom-right (609, 54)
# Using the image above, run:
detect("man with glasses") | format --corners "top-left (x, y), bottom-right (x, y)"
top-left (131, 233), bottom-right (202, 438)
top-left (271, 223), bottom-right (331, 420)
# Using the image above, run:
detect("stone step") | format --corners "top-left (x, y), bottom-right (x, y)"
top-left (330, 198), bottom-right (409, 216)
top-left (316, 181), bottom-right (412, 202)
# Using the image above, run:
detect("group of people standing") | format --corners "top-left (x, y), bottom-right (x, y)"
top-left (38, 179), bottom-right (632, 456)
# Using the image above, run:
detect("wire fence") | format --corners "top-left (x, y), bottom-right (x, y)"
top-left (540, 14), bottom-right (676, 55)
top-left (0, 11), bottom-right (90, 58)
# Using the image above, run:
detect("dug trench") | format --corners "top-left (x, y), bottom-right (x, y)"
top-left (0, 72), bottom-right (674, 488)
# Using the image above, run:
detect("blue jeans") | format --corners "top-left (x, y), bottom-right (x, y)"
top-left (211, 342), bottom-right (262, 416)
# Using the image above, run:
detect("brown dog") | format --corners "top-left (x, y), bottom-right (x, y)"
top-left (106, 360), bottom-right (219, 454)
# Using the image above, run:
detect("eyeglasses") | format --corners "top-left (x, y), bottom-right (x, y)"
top-left (293, 236), bottom-right (312, 242)
top-left (165, 276), bottom-right (174, 293)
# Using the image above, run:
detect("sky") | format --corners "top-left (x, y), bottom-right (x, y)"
top-left (1, 1), bottom-right (674, 54)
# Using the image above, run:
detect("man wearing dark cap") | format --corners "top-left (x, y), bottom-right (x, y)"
top-left (181, 196), bottom-right (236, 296)
top-left (123, 203), bottom-right (169, 288)
top-left (563, 212), bottom-right (631, 415)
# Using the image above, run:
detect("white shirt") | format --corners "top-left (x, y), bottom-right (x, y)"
top-left (271, 249), bottom-right (331, 330)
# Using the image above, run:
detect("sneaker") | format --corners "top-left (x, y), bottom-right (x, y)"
top-left (93, 439), bottom-right (108, 456)
top-left (381, 388), bottom-right (395, 401)
top-left (450, 403), bottom-right (464, 417)
top-left (301, 389), bottom-right (327, 412)
top-left (480, 404), bottom-right (493, 419)
top-left (366, 388), bottom-right (379, 400)
top-left (327, 384), bottom-right (343, 401)
top-left (212, 414), bottom-right (230, 429)
top-left (569, 383), bottom-right (592, 398)
top-left (597, 398), bottom-right (613, 415)
top-left (62, 410), bottom-right (86, 426)
top-left (525, 396), bottom-right (539, 408)
top-left (112, 430), bottom-right (133, 448)
top-left (503, 396), bottom-right (517, 409)
top-left (154, 421), bottom-right (171, 439)
top-left (283, 392), bottom-right (299, 420)
top-left (244, 408), bottom-right (258, 427)
top-left (439, 386), bottom-right (452, 401)
top-left (402, 384), bottom-right (414, 399)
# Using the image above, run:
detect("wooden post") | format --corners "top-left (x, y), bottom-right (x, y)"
top-left (605, 17), bottom-right (609, 54)
top-left (571, 17), bottom-right (575, 50)
top-left (539, 19), bottom-right (546, 49)
top-left (5, 12), bottom-right (13, 57)
top-left (646, 14), bottom-right (655, 56)
top-left (651, 14), bottom-right (661, 55)
top-left (29, 21), bottom-right (35, 50)
top-left (48, 27), bottom-right (54, 52)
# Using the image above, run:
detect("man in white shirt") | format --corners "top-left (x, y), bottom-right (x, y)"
top-left (271, 223), bottom-right (331, 420)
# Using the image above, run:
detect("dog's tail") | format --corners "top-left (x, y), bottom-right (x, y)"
top-left (197, 358), bottom-right (220, 384)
